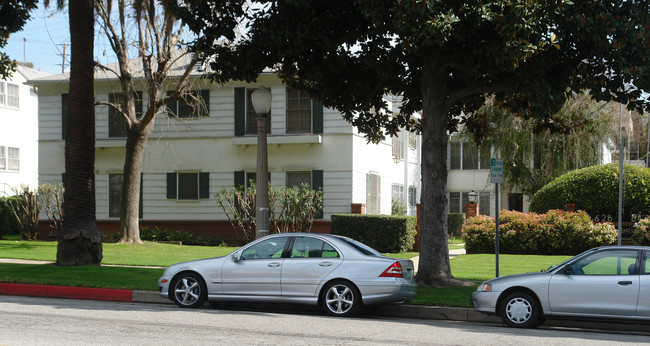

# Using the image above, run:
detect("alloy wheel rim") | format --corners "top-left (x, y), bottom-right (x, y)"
top-left (506, 297), bottom-right (532, 323)
top-left (325, 284), bottom-right (354, 314)
top-left (174, 277), bottom-right (200, 306)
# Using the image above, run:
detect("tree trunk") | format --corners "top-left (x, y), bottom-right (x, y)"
top-left (57, 0), bottom-right (103, 266)
top-left (118, 121), bottom-right (153, 244)
top-left (415, 63), bottom-right (454, 285)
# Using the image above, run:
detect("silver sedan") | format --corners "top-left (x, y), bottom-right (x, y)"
top-left (158, 233), bottom-right (417, 316)
top-left (472, 246), bottom-right (650, 328)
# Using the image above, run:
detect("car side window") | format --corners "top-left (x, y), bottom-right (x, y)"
top-left (290, 237), bottom-right (340, 258)
top-left (644, 251), bottom-right (650, 274)
top-left (569, 250), bottom-right (638, 275)
top-left (240, 237), bottom-right (289, 260)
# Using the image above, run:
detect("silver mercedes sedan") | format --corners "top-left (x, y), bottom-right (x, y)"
top-left (158, 233), bottom-right (417, 316)
top-left (472, 246), bottom-right (650, 328)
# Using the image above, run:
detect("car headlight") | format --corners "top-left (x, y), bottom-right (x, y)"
top-left (477, 282), bottom-right (492, 292)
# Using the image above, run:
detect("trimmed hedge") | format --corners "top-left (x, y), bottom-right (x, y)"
top-left (331, 214), bottom-right (416, 253)
top-left (448, 213), bottom-right (465, 237)
top-left (529, 164), bottom-right (650, 221)
top-left (462, 210), bottom-right (617, 255)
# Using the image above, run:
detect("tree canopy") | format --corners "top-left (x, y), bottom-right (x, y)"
top-left (0, 0), bottom-right (38, 78)
top-left (472, 93), bottom-right (619, 196)
top-left (177, 0), bottom-right (650, 285)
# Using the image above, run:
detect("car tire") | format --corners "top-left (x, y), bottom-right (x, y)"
top-left (321, 280), bottom-right (361, 317)
top-left (170, 272), bottom-right (207, 308)
top-left (499, 291), bottom-right (542, 328)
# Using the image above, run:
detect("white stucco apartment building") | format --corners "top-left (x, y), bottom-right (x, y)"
top-left (30, 64), bottom-right (421, 239)
top-left (0, 65), bottom-right (50, 196)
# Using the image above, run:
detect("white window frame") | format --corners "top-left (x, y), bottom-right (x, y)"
top-left (0, 147), bottom-right (20, 171)
top-left (7, 83), bottom-right (19, 108)
top-left (286, 87), bottom-right (312, 133)
top-left (366, 173), bottom-right (381, 214)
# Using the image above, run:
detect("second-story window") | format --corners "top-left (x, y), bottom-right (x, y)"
top-left (167, 90), bottom-right (210, 119)
top-left (450, 141), bottom-right (491, 170)
top-left (286, 88), bottom-right (312, 133)
top-left (109, 92), bottom-right (143, 138)
top-left (0, 82), bottom-right (19, 108)
top-left (392, 135), bottom-right (405, 161)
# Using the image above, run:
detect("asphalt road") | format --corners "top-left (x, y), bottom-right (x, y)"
top-left (2, 295), bottom-right (650, 345)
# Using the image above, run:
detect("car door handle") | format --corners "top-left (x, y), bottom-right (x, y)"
top-left (268, 262), bottom-right (281, 267)
top-left (319, 262), bottom-right (333, 267)
top-left (618, 281), bottom-right (633, 286)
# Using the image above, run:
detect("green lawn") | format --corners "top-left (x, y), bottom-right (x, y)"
top-left (0, 238), bottom-right (571, 307)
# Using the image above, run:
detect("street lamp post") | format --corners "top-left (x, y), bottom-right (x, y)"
top-left (252, 86), bottom-right (272, 239)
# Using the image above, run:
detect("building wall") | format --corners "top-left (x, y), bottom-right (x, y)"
top-left (36, 74), bottom-right (422, 227)
top-left (0, 67), bottom-right (42, 196)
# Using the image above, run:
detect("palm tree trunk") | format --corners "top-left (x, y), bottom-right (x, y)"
top-left (56, 0), bottom-right (102, 266)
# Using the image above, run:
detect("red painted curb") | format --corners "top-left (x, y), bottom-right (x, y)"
top-left (0, 283), bottom-right (132, 302)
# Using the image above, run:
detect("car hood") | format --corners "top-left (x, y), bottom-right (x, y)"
top-left (165, 256), bottom-right (227, 272)
top-left (485, 271), bottom-right (553, 290)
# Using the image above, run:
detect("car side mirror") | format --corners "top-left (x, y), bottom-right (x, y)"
top-left (232, 252), bottom-right (241, 262)
top-left (562, 265), bottom-right (576, 275)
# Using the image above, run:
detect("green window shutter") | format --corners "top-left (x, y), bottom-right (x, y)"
top-left (166, 91), bottom-right (177, 117)
top-left (234, 87), bottom-right (246, 136)
top-left (61, 94), bottom-right (68, 139)
top-left (201, 90), bottom-right (210, 116)
top-left (166, 172), bottom-right (177, 199)
top-left (135, 91), bottom-right (143, 118)
top-left (312, 99), bottom-right (323, 134)
top-left (312, 170), bottom-right (324, 219)
top-left (199, 172), bottom-right (210, 199)
top-left (234, 170), bottom-right (245, 188)
top-left (139, 173), bottom-right (144, 218)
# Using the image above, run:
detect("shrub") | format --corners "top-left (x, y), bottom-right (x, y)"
top-left (391, 198), bottom-right (407, 216)
top-left (331, 214), bottom-right (416, 253)
top-left (447, 213), bottom-right (465, 237)
top-left (139, 227), bottom-right (226, 246)
top-left (6, 186), bottom-right (40, 240)
top-left (530, 164), bottom-right (650, 222)
top-left (218, 182), bottom-right (323, 244)
top-left (633, 218), bottom-right (650, 246)
top-left (462, 210), bottom-right (617, 255)
top-left (0, 197), bottom-right (20, 237)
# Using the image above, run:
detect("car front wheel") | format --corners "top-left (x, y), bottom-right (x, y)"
top-left (321, 280), bottom-right (361, 317)
top-left (170, 272), bottom-right (207, 308)
top-left (499, 291), bottom-right (541, 328)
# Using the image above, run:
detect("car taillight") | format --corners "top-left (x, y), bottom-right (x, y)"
top-left (379, 261), bottom-right (403, 278)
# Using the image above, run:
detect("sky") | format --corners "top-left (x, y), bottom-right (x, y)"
top-left (4, 3), bottom-right (118, 76)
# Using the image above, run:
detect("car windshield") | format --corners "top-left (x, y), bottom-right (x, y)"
top-left (340, 237), bottom-right (383, 256)
top-left (544, 248), bottom-right (599, 272)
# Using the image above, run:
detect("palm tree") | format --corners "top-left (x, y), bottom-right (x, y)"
top-left (46, 0), bottom-right (102, 265)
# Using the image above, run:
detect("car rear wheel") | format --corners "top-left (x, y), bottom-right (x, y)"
top-left (499, 291), bottom-right (541, 328)
top-left (321, 280), bottom-right (361, 317)
top-left (170, 272), bottom-right (207, 308)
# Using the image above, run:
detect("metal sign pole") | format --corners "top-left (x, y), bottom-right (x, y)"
top-left (490, 158), bottom-right (503, 278)
top-left (495, 183), bottom-right (499, 278)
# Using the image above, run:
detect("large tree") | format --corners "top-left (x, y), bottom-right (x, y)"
top-left (0, 0), bottom-right (38, 78)
top-left (179, 1), bottom-right (650, 285)
top-left (94, 0), bottom-right (247, 243)
top-left (48, 0), bottom-right (103, 265)
top-left (472, 93), bottom-right (619, 196)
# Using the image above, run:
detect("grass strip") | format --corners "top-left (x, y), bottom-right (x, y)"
top-left (0, 263), bottom-right (164, 291)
